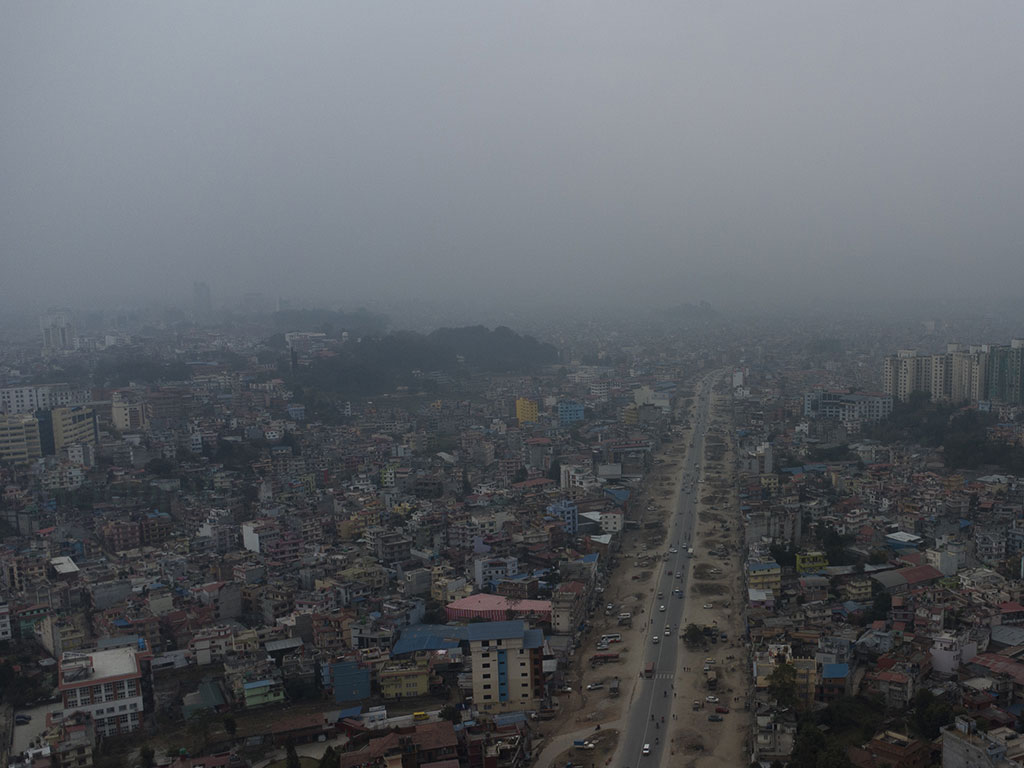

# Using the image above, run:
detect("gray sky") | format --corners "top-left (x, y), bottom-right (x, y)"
top-left (3, 2), bottom-right (1024, 317)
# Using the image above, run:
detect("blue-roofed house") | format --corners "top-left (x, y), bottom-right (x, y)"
top-left (819, 663), bottom-right (850, 703)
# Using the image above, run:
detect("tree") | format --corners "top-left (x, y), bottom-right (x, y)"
top-left (683, 623), bottom-right (704, 646)
top-left (139, 746), bottom-right (156, 768)
top-left (767, 661), bottom-right (797, 709)
top-left (286, 740), bottom-right (301, 768)
top-left (439, 704), bottom-right (460, 723)
top-left (319, 745), bottom-right (340, 768)
top-left (223, 715), bottom-right (237, 740)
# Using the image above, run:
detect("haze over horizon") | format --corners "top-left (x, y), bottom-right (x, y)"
top-left (3, 2), bottom-right (1024, 317)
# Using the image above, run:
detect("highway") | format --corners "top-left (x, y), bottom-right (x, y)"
top-left (617, 373), bottom-right (716, 768)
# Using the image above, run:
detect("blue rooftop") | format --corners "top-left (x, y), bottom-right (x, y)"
top-left (242, 679), bottom-right (273, 690)
top-left (393, 624), bottom-right (469, 656)
top-left (467, 621), bottom-right (529, 642)
top-left (748, 562), bottom-right (779, 572)
top-left (822, 663), bottom-right (849, 678)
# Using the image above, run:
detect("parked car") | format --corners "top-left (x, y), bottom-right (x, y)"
top-left (707, 714), bottom-right (723, 722)
top-left (715, 706), bottom-right (730, 714)
top-left (706, 695), bottom-right (719, 703)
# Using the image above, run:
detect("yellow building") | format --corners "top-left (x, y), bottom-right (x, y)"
top-left (0, 414), bottom-right (42, 463)
top-left (48, 406), bottom-right (97, 453)
top-left (379, 656), bottom-right (431, 700)
top-left (843, 577), bottom-right (872, 602)
top-left (748, 561), bottom-right (782, 592)
top-left (515, 397), bottom-right (539, 424)
top-left (796, 551), bottom-right (829, 574)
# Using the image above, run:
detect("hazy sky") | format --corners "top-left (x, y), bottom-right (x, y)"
top-left (3, 3), bottom-right (1024, 316)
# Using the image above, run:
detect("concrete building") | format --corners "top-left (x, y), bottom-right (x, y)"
top-left (515, 397), bottom-right (539, 424)
top-left (0, 596), bottom-right (11, 641)
top-left (58, 646), bottom-right (153, 740)
top-left (468, 621), bottom-right (544, 714)
top-left (41, 310), bottom-right (76, 351)
top-left (0, 384), bottom-right (90, 415)
top-left (0, 413), bottom-right (42, 463)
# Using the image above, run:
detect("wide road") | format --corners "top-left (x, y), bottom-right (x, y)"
top-left (617, 373), bottom-right (717, 768)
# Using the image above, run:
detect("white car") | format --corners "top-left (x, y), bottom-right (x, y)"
top-left (669, 548), bottom-right (678, 554)
top-left (664, 627), bottom-right (671, 636)
top-left (642, 744), bottom-right (651, 756)
top-left (703, 603), bottom-right (713, 609)
top-left (706, 695), bottom-right (719, 703)
top-left (659, 605), bottom-right (666, 612)
top-left (652, 635), bottom-right (660, 644)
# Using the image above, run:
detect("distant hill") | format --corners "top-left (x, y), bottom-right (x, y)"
top-left (271, 307), bottom-right (389, 337)
top-left (291, 325), bottom-right (557, 397)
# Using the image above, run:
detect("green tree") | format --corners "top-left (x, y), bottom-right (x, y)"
top-left (439, 704), bottom-right (460, 723)
top-left (767, 661), bottom-right (797, 709)
top-left (139, 746), bottom-right (156, 768)
top-left (683, 623), bottom-right (704, 646)
top-left (319, 745), bottom-right (340, 768)
top-left (286, 739), bottom-right (301, 768)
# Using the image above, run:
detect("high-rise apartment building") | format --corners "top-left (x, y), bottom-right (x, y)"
top-left (41, 310), bottom-right (76, 351)
top-left (0, 413), bottom-right (43, 463)
top-left (468, 621), bottom-right (544, 714)
top-left (883, 340), bottom-right (1024, 405)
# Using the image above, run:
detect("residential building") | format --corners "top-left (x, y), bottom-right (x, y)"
top-left (468, 621), bottom-right (544, 714)
top-left (0, 413), bottom-right (42, 463)
top-left (58, 646), bottom-right (153, 740)
top-left (515, 398), bottom-right (538, 425)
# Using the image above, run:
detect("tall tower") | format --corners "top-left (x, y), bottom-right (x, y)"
top-left (40, 310), bottom-right (76, 351)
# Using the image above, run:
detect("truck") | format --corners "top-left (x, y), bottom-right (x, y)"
top-left (573, 740), bottom-right (596, 750)
top-left (617, 612), bottom-right (633, 627)
top-left (644, 662), bottom-right (655, 678)
top-left (706, 670), bottom-right (718, 690)
top-left (609, 677), bottom-right (620, 697)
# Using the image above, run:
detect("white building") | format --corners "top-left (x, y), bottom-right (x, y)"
top-left (58, 647), bottom-right (152, 739)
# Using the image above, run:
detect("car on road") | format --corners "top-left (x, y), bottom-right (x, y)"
top-left (652, 635), bottom-right (659, 644)
top-left (659, 605), bottom-right (666, 612)
top-left (707, 714), bottom-right (723, 722)
top-left (657, 591), bottom-right (663, 598)
top-left (669, 548), bottom-right (677, 554)
top-left (664, 627), bottom-right (671, 636)
top-left (706, 695), bottom-right (719, 703)
top-left (703, 603), bottom-right (713, 609)
top-left (642, 744), bottom-right (651, 756)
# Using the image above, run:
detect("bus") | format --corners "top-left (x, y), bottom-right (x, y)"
top-left (644, 663), bottom-right (655, 678)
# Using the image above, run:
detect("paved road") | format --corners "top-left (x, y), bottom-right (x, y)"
top-left (615, 374), bottom-right (716, 768)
